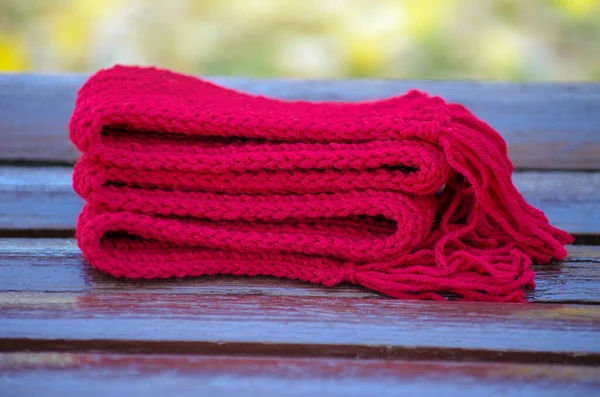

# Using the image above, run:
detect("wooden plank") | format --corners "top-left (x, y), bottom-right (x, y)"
top-left (534, 245), bottom-right (600, 303)
top-left (1, 74), bottom-right (599, 169)
top-left (1, 239), bottom-right (599, 304)
top-left (1, 353), bottom-right (599, 397)
top-left (514, 171), bottom-right (600, 235)
top-left (1, 291), bottom-right (600, 364)
top-left (1, 166), bottom-right (599, 235)
top-left (0, 167), bottom-right (79, 231)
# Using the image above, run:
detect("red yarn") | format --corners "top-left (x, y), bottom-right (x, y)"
top-left (70, 65), bottom-right (573, 302)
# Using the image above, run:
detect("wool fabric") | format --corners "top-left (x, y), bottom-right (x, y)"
top-left (70, 65), bottom-right (573, 302)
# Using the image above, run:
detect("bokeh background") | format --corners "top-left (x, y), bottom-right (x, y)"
top-left (1, 0), bottom-right (599, 80)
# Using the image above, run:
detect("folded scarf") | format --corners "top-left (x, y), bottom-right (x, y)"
top-left (70, 65), bottom-right (573, 302)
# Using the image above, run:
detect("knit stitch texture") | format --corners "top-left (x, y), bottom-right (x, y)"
top-left (70, 65), bottom-right (573, 302)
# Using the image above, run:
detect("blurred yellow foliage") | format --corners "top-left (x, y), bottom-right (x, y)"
top-left (0, 35), bottom-right (29, 70)
top-left (554, 0), bottom-right (599, 16)
top-left (0, 0), bottom-right (598, 80)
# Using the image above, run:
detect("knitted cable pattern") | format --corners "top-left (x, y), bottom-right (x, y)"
top-left (70, 65), bottom-right (573, 302)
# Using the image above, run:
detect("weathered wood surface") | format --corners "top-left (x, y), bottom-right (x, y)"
top-left (2, 291), bottom-right (600, 364)
top-left (1, 74), bottom-right (599, 169)
top-left (1, 166), bottom-right (599, 235)
top-left (1, 353), bottom-right (599, 397)
top-left (2, 240), bottom-right (600, 363)
top-left (0, 239), bottom-right (599, 303)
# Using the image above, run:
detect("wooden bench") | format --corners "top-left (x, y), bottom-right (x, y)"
top-left (1, 75), bottom-right (599, 396)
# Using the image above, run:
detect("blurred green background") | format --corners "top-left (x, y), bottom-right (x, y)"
top-left (1, 0), bottom-right (599, 80)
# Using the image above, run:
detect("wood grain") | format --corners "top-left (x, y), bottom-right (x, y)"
top-left (1, 353), bottom-right (599, 397)
top-left (1, 74), bottom-right (599, 169)
top-left (1, 291), bottom-right (600, 364)
top-left (1, 166), bottom-right (599, 235)
top-left (0, 238), bottom-right (599, 303)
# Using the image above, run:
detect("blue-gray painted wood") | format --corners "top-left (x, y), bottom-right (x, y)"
top-left (1, 166), bottom-right (598, 234)
top-left (1, 74), bottom-right (599, 169)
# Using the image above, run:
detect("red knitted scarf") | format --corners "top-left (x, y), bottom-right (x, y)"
top-left (70, 65), bottom-right (573, 302)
